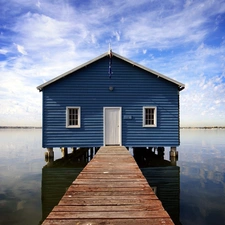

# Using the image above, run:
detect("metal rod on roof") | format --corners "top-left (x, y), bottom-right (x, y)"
top-left (108, 44), bottom-right (113, 78)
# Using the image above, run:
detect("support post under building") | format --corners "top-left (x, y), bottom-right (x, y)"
top-left (45, 148), bottom-right (54, 160)
top-left (170, 147), bottom-right (178, 157)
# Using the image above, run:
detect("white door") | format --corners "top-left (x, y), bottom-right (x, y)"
top-left (104, 107), bottom-right (121, 146)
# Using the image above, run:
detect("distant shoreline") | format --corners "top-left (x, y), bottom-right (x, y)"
top-left (0, 126), bottom-right (224, 129)
top-left (180, 126), bottom-right (225, 129)
top-left (0, 126), bottom-right (42, 129)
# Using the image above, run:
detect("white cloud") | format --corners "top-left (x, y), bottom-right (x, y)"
top-left (113, 31), bottom-right (121, 41)
top-left (15, 44), bottom-right (27, 55)
top-left (0, 49), bottom-right (8, 54)
top-left (141, 41), bottom-right (225, 126)
top-left (36, 0), bottom-right (41, 8)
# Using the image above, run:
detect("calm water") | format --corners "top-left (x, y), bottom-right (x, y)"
top-left (0, 129), bottom-right (225, 225)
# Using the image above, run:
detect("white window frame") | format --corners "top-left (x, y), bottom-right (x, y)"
top-left (66, 107), bottom-right (81, 128)
top-left (143, 106), bottom-right (157, 127)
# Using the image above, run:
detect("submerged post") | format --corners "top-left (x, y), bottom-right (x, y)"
top-left (170, 147), bottom-right (178, 158)
top-left (71, 147), bottom-right (77, 153)
top-left (61, 147), bottom-right (68, 157)
top-left (45, 148), bottom-right (54, 160)
top-left (157, 147), bottom-right (165, 159)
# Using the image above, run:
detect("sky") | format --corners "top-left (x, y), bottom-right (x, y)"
top-left (0, 0), bottom-right (225, 127)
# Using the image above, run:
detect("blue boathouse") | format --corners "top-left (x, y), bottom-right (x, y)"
top-left (37, 51), bottom-right (185, 154)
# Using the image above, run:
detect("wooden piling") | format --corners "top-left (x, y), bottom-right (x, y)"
top-left (61, 147), bottom-right (68, 157)
top-left (45, 148), bottom-right (54, 160)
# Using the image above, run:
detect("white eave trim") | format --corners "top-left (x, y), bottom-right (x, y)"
top-left (112, 52), bottom-right (185, 91)
top-left (37, 51), bottom-right (185, 91)
top-left (36, 52), bottom-right (107, 91)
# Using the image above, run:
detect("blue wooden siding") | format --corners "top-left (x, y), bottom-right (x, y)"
top-left (42, 56), bottom-right (180, 148)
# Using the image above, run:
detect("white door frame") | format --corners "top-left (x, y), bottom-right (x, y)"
top-left (103, 107), bottom-right (122, 146)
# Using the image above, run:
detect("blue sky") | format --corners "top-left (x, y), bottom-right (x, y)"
top-left (0, 0), bottom-right (225, 127)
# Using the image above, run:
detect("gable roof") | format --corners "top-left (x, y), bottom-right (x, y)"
top-left (37, 51), bottom-right (185, 91)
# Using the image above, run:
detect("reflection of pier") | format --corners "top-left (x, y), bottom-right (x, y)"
top-left (40, 147), bottom-right (95, 224)
top-left (133, 147), bottom-right (181, 225)
top-left (41, 146), bottom-right (175, 225)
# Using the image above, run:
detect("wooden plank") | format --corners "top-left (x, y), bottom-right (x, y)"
top-left (53, 204), bottom-right (163, 212)
top-left (47, 210), bottom-right (170, 219)
top-left (42, 218), bottom-right (174, 225)
top-left (64, 190), bottom-right (156, 197)
top-left (72, 181), bottom-right (149, 186)
top-left (67, 186), bottom-right (156, 192)
top-left (74, 179), bottom-right (148, 183)
top-left (58, 197), bottom-right (158, 206)
top-left (77, 173), bottom-right (143, 178)
top-left (41, 146), bottom-right (174, 225)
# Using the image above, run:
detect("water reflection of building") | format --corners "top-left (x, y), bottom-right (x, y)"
top-left (133, 147), bottom-right (181, 225)
top-left (40, 148), bottom-right (95, 224)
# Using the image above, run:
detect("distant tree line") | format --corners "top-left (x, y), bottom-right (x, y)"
top-left (181, 126), bottom-right (225, 129)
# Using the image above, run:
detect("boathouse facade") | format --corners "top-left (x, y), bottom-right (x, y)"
top-left (37, 51), bottom-right (185, 149)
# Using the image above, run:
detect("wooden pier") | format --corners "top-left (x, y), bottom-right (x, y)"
top-left (42, 146), bottom-right (174, 225)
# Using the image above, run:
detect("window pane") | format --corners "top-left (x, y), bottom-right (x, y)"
top-left (145, 108), bottom-right (155, 125)
top-left (69, 108), bottom-right (78, 126)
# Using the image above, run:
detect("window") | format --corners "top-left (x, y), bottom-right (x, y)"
top-left (66, 107), bottom-right (80, 128)
top-left (143, 107), bottom-right (157, 127)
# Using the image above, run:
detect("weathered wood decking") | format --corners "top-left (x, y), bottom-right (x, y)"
top-left (42, 146), bottom-right (174, 225)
